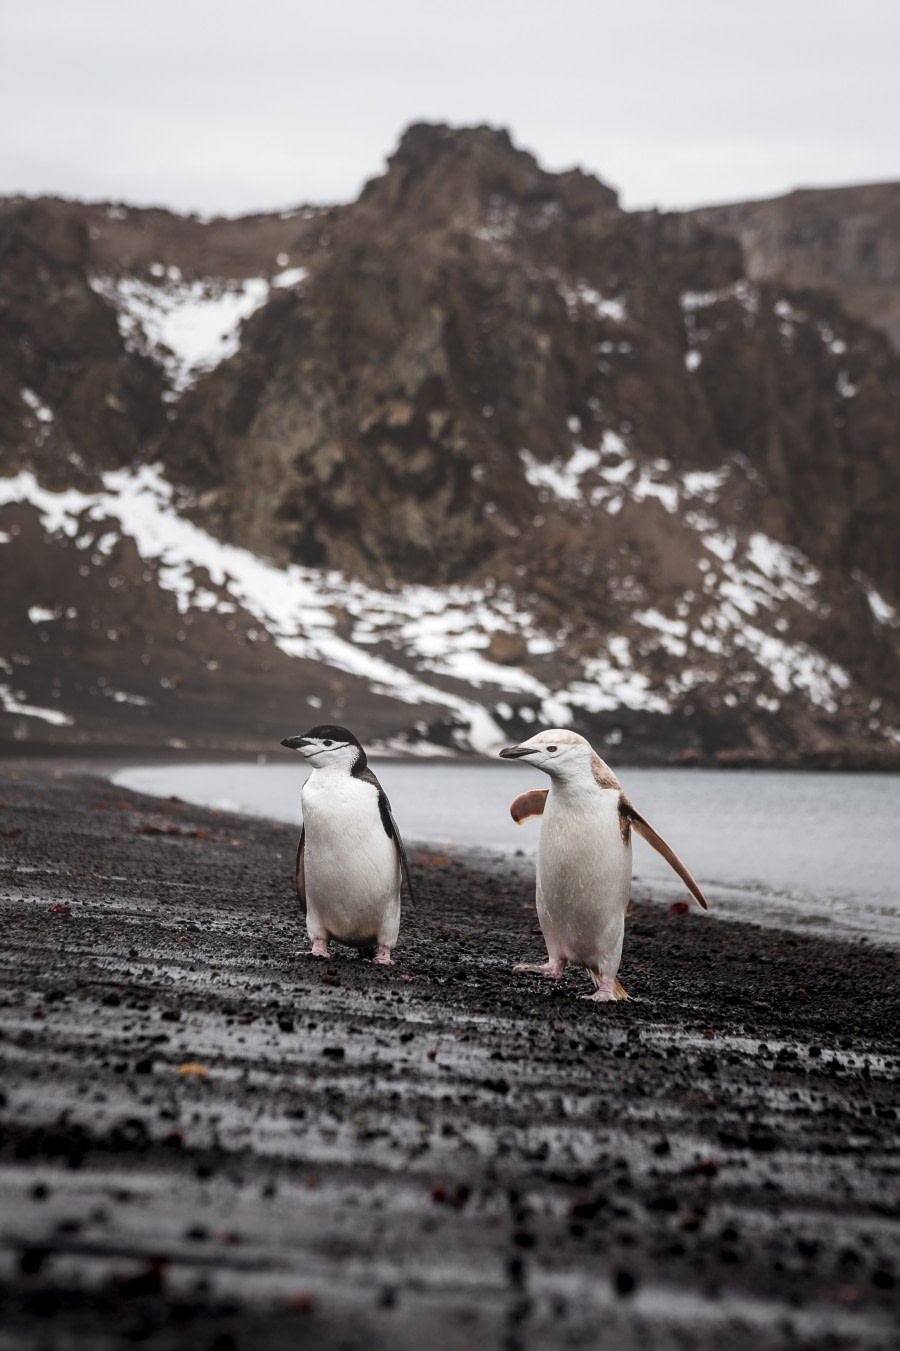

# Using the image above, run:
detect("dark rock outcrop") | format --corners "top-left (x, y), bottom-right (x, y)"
top-left (1, 125), bottom-right (898, 763)
top-left (690, 182), bottom-right (900, 352)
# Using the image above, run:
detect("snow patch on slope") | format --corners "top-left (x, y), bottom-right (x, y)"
top-left (853, 576), bottom-right (898, 627)
top-left (0, 683), bottom-right (73, 727)
top-left (557, 279), bottom-right (627, 323)
top-left (522, 438), bottom-right (728, 520)
top-left (89, 267), bottom-right (304, 393)
top-left (520, 445), bottom-right (602, 501)
top-left (0, 460), bottom-right (870, 742)
top-left (0, 468), bottom-right (514, 752)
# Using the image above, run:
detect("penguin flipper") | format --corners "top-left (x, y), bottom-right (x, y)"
top-left (510, 789), bottom-right (549, 823)
top-left (355, 766), bottom-right (415, 904)
top-left (295, 826), bottom-right (307, 914)
top-left (621, 800), bottom-right (708, 911)
top-left (388, 808), bottom-right (416, 906)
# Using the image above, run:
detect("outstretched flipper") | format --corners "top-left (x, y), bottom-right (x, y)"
top-left (619, 798), bottom-right (708, 910)
top-left (510, 789), bottom-right (549, 824)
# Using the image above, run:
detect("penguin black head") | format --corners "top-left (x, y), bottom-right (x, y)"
top-left (280, 724), bottom-right (366, 772)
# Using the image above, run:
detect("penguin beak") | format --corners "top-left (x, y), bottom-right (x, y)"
top-left (281, 735), bottom-right (312, 751)
top-left (499, 745), bottom-right (537, 759)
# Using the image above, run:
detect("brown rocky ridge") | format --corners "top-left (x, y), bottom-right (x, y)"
top-left (1, 124), bottom-right (898, 765)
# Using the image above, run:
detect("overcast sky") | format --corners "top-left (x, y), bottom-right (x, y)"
top-left (2, 0), bottom-right (898, 216)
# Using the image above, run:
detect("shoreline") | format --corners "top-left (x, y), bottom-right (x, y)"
top-left (1, 761), bottom-right (898, 1350)
top-left (110, 757), bottom-right (900, 951)
top-left (3, 739), bottom-right (900, 774)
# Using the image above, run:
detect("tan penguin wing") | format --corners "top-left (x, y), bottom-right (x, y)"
top-left (620, 798), bottom-right (708, 910)
top-left (510, 789), bottom-right (549, 824)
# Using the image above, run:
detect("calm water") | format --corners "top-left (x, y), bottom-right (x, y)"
top-left (112, 762), bottom-right (900, 945)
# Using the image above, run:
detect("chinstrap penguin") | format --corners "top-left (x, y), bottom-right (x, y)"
top-left (500, 729), bottom-right (707, 1002)
top-left (280, 725), bottom-right (414, 964)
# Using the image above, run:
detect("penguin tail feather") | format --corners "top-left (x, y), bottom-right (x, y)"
top-left (614, 978), bottom-right (630, 1001)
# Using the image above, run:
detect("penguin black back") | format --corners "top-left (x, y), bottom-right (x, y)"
top-left (280, 723), bottom-right (415, 905)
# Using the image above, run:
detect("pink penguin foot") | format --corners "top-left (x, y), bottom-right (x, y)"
top-left (373, 944), bottom-right (393, 966)
top-left (513, 958), bottom-right (566, 980)
top-left (581, 977), bottom-right (616, 1003)
top-left (310, 937), bottom-right (330, 959)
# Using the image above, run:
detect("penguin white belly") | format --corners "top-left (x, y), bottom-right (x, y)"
top-left (536, 788), bottom-right (631, 972)
top-left (301, 775), bottom-right (401, 946)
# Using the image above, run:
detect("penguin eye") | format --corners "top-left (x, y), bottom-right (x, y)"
top-left (322, 739), bottom-right (333, 747)
top-left (547, 745), bottom-right (558, 753)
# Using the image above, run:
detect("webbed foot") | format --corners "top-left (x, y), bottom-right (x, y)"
top-left (581, 985), bottom-right (616, 1003)
top-left (582, 975), bottom-right (629, 1002)
top-left (513, 958), bottom-right (566, 979)
top-left (373, 944), bottom-right (393, 966)
top-left (310, 937), bottom-right (330, 958)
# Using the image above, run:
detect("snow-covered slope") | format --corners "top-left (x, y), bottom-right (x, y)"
top-left (1, 126), bottom-right (898, 763)
top-left (2, 458), bottom-right (896, 758)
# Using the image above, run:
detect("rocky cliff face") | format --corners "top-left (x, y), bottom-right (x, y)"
top-left (1, 125), bottom-right (898, 764)
top-left (691, 183), bottom-right (900, 353)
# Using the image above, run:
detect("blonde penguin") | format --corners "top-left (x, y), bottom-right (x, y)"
top-left (499, 729), bottom-right (707, 1001)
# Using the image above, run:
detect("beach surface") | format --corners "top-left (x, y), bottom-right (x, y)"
top-left (0, 761), bottom-right (897, 1350)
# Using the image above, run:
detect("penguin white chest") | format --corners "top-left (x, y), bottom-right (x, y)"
top-left (301, 772), bottom-right (400, 945)
top-left (536, 786), bottom-right (632, 967)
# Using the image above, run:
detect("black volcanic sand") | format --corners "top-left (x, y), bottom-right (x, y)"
top-left (0, 763), bottom-right (897, 1351)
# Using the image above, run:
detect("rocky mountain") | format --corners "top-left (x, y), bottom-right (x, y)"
top-left (1, 124), bottom-right (898, 765)
top-left (691, 182), bottom-right (900, 353)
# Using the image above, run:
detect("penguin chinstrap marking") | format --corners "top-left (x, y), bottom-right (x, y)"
top-left (280, 725), bottom-right (414, 965)
top-left (499, 729), bottom-right (707, 1003)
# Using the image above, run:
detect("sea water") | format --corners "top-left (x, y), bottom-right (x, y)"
top-left (112, 761), bottom-right (900, 946)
